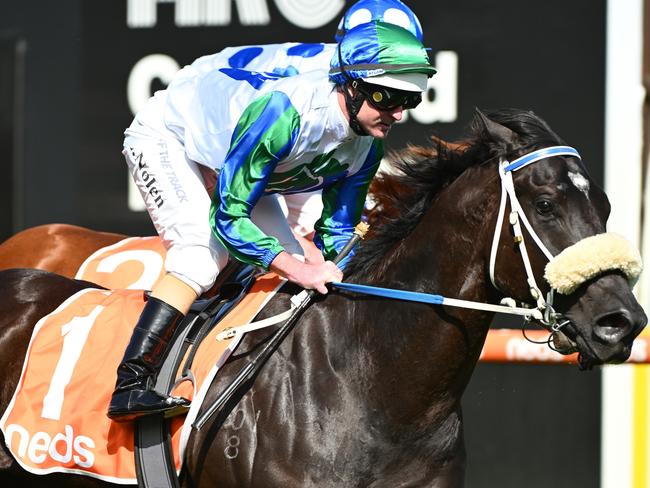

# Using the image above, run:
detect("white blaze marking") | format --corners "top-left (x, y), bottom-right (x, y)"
top-left (568, 171), bottom-right (590, 197)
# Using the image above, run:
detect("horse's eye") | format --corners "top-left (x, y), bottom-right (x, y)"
top-left (535, 199), bottom-right (554, 215)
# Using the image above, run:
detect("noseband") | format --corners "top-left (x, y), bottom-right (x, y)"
top-left (489, 146), bottom-right (642, 336)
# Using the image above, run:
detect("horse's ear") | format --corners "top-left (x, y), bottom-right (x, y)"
top-left (474, 108), bottom-right (519, 148)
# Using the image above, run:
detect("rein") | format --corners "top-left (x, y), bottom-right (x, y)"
top-left (219, 146), bottom-right (577, 341)
top-left (329, 281), bottom-right (544, 320)
top-left (219, 145), bottom-right (640, 349)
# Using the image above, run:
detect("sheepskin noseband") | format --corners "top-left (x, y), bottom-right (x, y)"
top-left (544, 232), bottom-right (642, 294)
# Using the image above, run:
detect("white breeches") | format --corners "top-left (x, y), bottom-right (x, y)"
top-left (123, 134), bottom-right (304, 295)
top-left (281, 190), bottom-right (323, 237)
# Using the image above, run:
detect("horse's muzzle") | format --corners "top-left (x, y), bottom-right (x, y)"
top-left (576, 306), bottom-right (646, 366)
top-left (551, 270), bottom-right (647, 367)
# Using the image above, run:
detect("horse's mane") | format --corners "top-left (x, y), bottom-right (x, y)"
top-left (345, 108), bottom-right (566, 279)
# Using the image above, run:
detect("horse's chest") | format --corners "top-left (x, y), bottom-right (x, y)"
top-left (204, 389), bottom-right (463, 487)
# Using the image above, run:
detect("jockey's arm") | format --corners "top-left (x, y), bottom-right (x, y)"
top-left (313, 139), bottom-right (383, 268)
top-left (210, 92), bottom-right (297, 269)
top-left (209, 92), bottom-right (342, 293)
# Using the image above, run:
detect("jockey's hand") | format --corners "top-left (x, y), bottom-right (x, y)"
top-left (270, 251), bottom-right (342, 294)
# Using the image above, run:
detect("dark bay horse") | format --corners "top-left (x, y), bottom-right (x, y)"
top-left (0, 109), bottom-right (646, 487)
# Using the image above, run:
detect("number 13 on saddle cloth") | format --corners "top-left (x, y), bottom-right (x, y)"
top-left (0, 236), bottom-right (284, 483)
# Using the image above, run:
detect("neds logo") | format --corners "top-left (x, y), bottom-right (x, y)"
top-left (4, 423), bottom-right (95, 468)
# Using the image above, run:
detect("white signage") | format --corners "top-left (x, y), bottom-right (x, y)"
top-left (127, 0), bottom-right (345, 28)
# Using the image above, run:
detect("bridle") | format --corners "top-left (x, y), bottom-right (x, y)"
top-left (218, 145), bottom-right (633, 356)
top-left (331, 146), bottom-right (583, 334)
top-left (488, 145), bottom-right (581, 334)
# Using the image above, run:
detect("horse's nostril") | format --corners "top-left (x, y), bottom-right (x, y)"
top-left (594, 312), bottom-right (634, 342)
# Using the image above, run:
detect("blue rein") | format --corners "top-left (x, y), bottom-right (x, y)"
top-left (330, 282), bottom-right (444, 304)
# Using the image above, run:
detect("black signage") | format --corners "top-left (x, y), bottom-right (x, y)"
top-left (79, 0), bottom-right (606, 235)
top-left (0, 3), bottom-right (607, 485)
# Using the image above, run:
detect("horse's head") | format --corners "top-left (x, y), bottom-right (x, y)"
top-left (479, 109), bottom-right (647, 367)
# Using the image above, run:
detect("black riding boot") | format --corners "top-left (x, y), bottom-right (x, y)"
top-left (107, 296), bottom-right (191, 422)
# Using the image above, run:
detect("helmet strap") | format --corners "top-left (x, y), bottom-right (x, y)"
top-left (337, 43), bottom-right (369, 136)
top-left (342, 82), bottom-right (368, 136)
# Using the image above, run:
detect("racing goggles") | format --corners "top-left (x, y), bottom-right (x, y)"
top-left (354, 80), bottom-right (423, 111)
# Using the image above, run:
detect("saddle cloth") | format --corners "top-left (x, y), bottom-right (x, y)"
top-left (75, 236), bottom-right (167, 291)
top-left (0, 237), bottom-right (285, 484)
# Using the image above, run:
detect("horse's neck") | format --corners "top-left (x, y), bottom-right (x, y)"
top-left (335, 163), bottom-right (501, 426)
top-left (382, 162), bottom-right (500, 303)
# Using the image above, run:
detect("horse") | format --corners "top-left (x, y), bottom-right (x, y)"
top-left (0, 224), bottom-right (126, 278)
top-left (0, 108), bottom-right (645, 487)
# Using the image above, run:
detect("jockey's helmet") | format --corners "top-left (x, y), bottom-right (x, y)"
top-left (334, 0), bottom-right (423, 42)
top-left (329, 21), bottom-right (435, 135)
top-left (330, 21), bottom-right (435, 92)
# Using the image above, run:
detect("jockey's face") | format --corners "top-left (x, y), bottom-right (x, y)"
top-left (355, 98), bottom-right (404, 138)
top-left (350, 81), bottom-right (422, 138)
top-left (337, 83), bottom-right (413, 138)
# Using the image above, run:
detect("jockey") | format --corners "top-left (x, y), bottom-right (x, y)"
top-left (108, 21), bottom-right (436, 421)
top-left (182, 0), bottom-right (424, 241)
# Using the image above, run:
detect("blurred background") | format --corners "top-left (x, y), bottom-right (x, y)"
top-left (0, 1), bottom-right (647, 486)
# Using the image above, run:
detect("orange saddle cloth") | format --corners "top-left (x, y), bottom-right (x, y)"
top-left (0, 237), bottom-right (285, 484)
